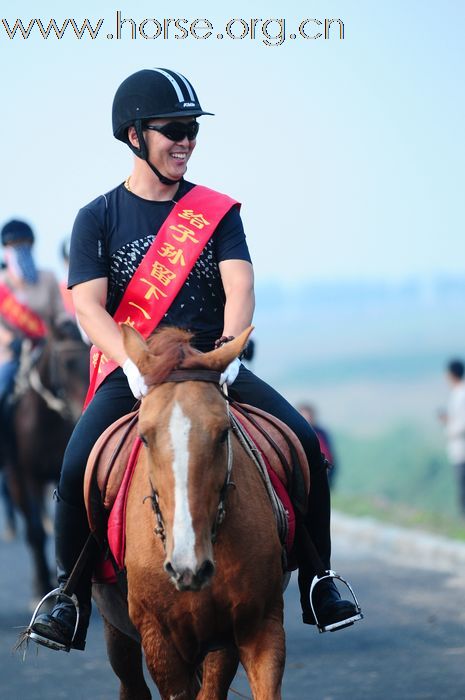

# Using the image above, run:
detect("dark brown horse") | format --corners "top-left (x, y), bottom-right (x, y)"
top-left (94, 325), bottom-right (286, 700)
top-left (4, 330), bottom-right (89, 599)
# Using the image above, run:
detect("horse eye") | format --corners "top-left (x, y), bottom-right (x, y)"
top-left (139, 434), bottom-right (148, 446)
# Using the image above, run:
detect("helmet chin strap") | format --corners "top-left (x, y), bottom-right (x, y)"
top-left (131, 120), bottom-right (182, 187)
top-left (146, 159), bottom-right (181, 186)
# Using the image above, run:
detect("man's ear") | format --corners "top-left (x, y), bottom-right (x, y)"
top-left (127, 125), bottom-right (140, 149)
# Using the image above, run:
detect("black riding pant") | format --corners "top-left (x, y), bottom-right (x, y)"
top-left (59, 364), bottom-right (331, 565)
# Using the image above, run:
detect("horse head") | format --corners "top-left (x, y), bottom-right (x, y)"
top-left (35, 327), bottom-right (89, 423)
top-left (122, 324), bottom-right (253, 592)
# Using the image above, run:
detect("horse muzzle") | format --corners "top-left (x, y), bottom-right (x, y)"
top-left (164, 558), bottom-right (215, 592)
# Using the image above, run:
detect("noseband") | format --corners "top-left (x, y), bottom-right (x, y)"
top-left (144, 369), bottom-right (235, 549)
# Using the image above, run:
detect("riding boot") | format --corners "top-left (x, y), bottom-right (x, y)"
top-left (31, 490), bottom-right (96, 651)
top-left (296, 463), bottom-right (360, 629)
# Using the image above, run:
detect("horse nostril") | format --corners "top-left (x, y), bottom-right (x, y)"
top-left (164, 559), bottom-right (215, 589)
top-left (164, 560), bottom-right (176, 577)
top-left (197, 559), bottom-right (215, 583)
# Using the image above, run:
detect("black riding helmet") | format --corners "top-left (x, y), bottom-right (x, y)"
top-left (1, 219), bottom-right (34, 246)
top-left (112, 68), bottom-right (213, 185)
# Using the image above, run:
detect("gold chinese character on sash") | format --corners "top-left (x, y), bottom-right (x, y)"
top-left (140, 278), bottom-right (168, 300)
top-left (177, 210), bottom-right (210, 229)
top-left (92, 351), bottom-right (108, 372)
top-left (150, 261), bottom-right (177, 286)
top-left (128, 302), bottom-right (152, 319)
top-left (122, 316), bottom-right (136, 328)
top-left (157, 243), bottom-right (186, 267)
top-left (168, 224), bottom-right (199, 244)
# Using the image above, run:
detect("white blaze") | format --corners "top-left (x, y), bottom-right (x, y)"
top-left (169, 401), bottom-right (197, 571)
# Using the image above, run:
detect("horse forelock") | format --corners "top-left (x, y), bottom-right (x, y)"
top-left (143, 327), bottom-right (205, 386)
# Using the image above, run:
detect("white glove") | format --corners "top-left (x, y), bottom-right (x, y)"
top-left (123, 358), bottom-right (149, 399)
top-left (220, 358), bottom-right (241, 386)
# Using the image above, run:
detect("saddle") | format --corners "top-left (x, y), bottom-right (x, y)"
top-left (84, 410), bottom-right (139, 537)
top-left (83, 403), bottom-right (310, 582)
top-left (229, 403), bottom-right (309, 512)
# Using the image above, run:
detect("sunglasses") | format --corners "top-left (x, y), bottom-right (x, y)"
top-left (143, 120), bottom-right (199, 142)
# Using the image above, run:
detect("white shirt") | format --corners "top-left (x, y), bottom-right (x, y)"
top-left (445, 381), bottom-right (465, 464)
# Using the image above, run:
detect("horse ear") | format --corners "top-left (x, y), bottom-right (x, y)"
top-left (184, 326), bottom-right (255, 372)
top-left (120, 324), bottom-right (154, 374)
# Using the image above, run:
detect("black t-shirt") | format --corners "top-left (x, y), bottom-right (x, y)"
top-left (68, 179), bottom-right (251, 351)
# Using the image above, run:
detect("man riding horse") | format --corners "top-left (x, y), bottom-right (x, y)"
top-left (0, 220), bottom-right (79, 445)
top-left (0, 219), bottom-right (86, 594)
top-left (29, 68), bottom-right (362, 652)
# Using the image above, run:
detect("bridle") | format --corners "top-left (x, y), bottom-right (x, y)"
top-left (32, 339), bottom-right (87, 420)
top-left (13, 338), bottom-right (84, 420)
top-left (143, 369), bottom-right (235, 549)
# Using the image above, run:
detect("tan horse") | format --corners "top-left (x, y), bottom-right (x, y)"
top-left (98, 325), bottom-right (286, 700)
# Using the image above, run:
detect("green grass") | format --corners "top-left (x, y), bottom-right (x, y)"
top-left (330, 423), bottom-right (465, 541)
top-left (332, 493), bottom-right (465, 542)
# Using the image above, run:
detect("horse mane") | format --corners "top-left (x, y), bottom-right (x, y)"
top-left (144, 327), bottom-right (204, 386)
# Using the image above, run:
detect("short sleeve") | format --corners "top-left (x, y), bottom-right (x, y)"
top-left (68, 199), bottom-right (108, 288)
top-left (214, 205), bottom-right (252, 264)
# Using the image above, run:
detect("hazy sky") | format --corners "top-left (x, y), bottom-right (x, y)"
top-left (1, 1), bottom-right (464, 284)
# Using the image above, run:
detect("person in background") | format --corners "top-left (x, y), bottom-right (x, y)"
top-left (0, 220), bottom-right (78, 539)
top-left (439, 359), bottom-right (465, 517)
top-left (0, 220), bottom-right (74, 410)
top-left (298, 403), bottom-right (338, 489)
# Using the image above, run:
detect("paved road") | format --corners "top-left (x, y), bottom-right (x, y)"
top-left (1, 515), bottom-right (464, 699)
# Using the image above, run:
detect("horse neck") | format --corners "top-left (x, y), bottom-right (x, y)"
top-left (231, 433), bottom-right (271, 497)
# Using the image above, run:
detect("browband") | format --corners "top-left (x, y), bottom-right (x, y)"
top-left (164, 369), bottom-right (221, 384)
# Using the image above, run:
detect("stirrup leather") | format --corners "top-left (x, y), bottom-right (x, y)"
top-left (310, 570), bottom-right (363, 633)
top-left (25, 588), bottom-right (80, 652)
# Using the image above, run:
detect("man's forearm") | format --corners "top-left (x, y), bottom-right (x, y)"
top-left (219, 259), bottom-right (255, 339)
top-left (222, 288), bottom-right (255, 338)
top-left (75, 303), bottom-right (128, 366)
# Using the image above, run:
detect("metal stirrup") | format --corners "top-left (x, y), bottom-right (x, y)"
top-left (25, 532), bottom-right (95, 651)
top-left (310, 569), bottom-right (364, 633)
top-left (26, 589), bottom-right (80, 652)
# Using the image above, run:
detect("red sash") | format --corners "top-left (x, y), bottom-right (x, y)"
top-left (0, 282), bottom-right (47, 339)
top-left (84, 185), bottom-right (238, 408)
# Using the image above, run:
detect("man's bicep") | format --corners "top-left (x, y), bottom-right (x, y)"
top-left (72, 277), bottom-right (108, 311)
top-left (218, 259), bottom-right (254, 291)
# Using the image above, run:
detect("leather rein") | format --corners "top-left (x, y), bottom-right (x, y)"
top-left (143, 368), bottom-right (235, 549)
